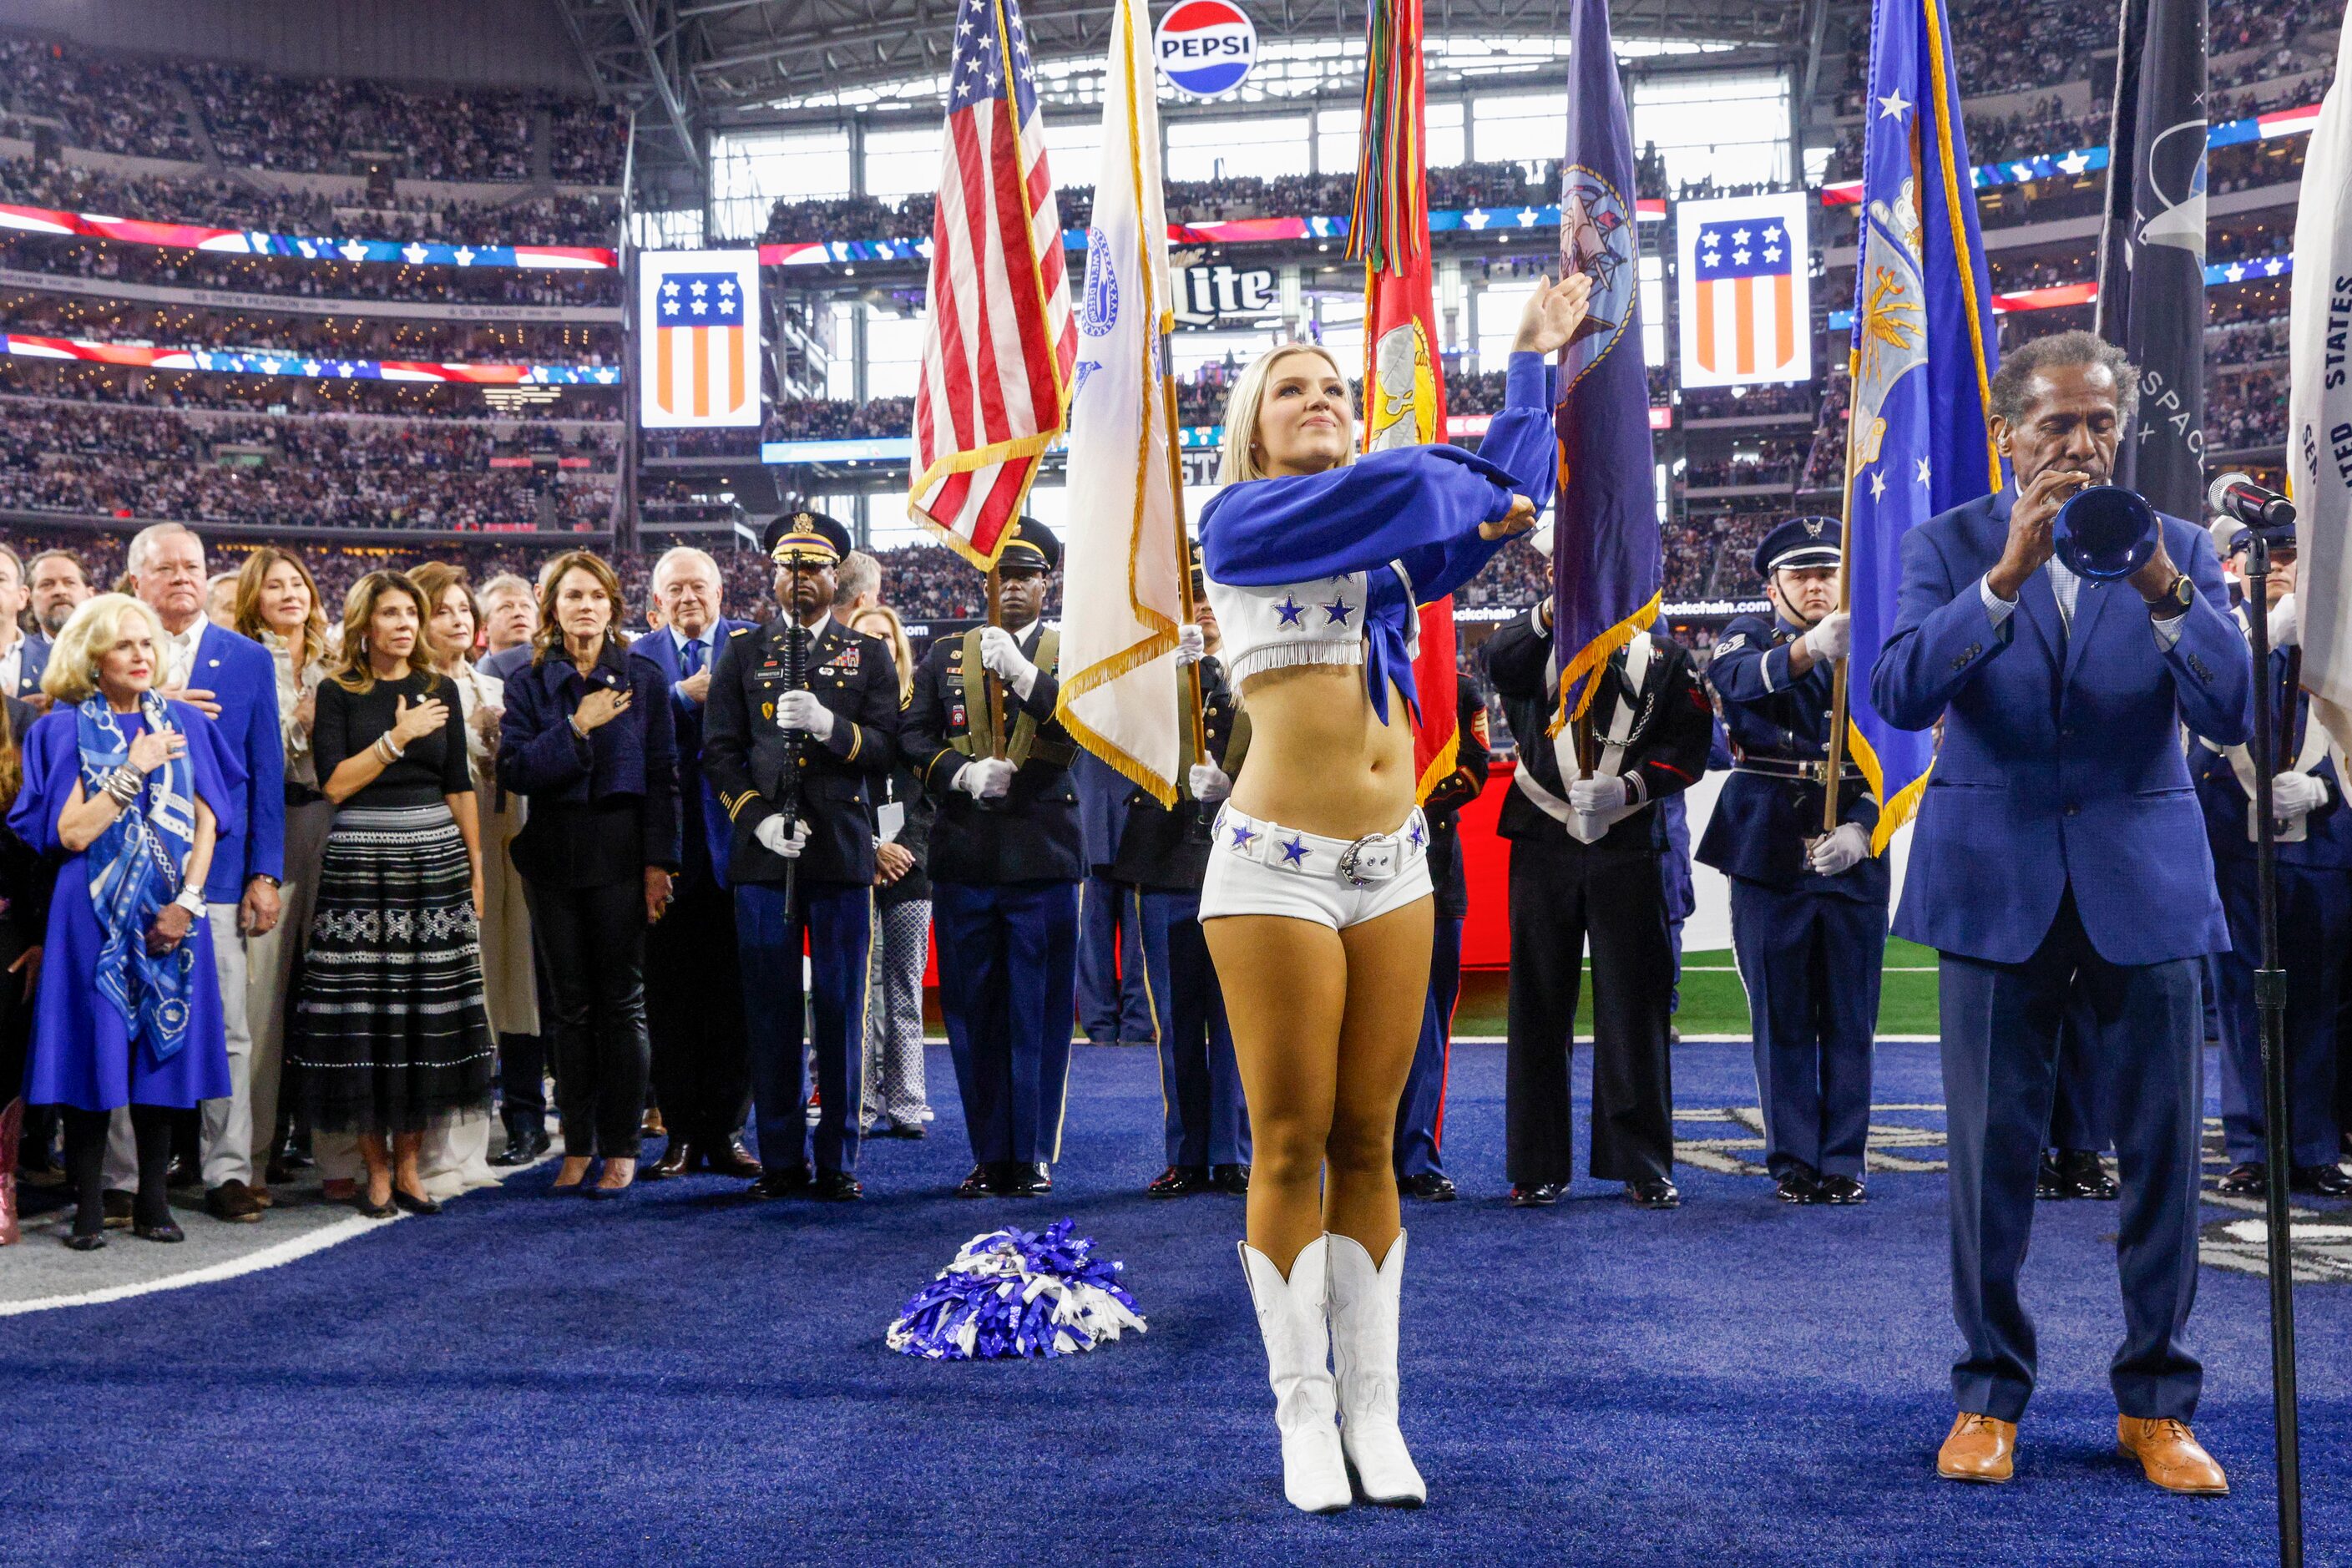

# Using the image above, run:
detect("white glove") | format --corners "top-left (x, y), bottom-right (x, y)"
top-left (1808, 821), bottom-right (1871, 877)
top-left (1175, 624), bottom-right (1206, 667)
top-left (2272, 770), bottom-right (2329, 820)
top-left (1567, 774), bottom-right (1630, 814)
top-left (1529, 521), bottom-right (1556, 559)
top-left (979, 626), bottom-right (1039, 698)
top-left (1800, 611), bottom-right (1852, 663)
top-left (956, 756), bottom-right (1017, 801)
top-left (2269, 592), bottom-right (2299, 650)
top-left (753, 816), bottom-right (809, 858)
top-left (775, 689), bottom-right (835, 741)
top-left (1188, 761), bottom-right (1232, 803)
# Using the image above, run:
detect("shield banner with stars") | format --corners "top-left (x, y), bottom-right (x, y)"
top-left (1674, 191), bottom-right (1813, 389)
top-left (638, 249), bottom-right (762, 429)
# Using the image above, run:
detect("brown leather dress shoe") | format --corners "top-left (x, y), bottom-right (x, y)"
top-left (640, 1142), bottom-right (691, 1181)
top-left (2117, 1416), bottom-right (2228, 1495)
top-left (1936, 1413), bottom-right (2017, 1483)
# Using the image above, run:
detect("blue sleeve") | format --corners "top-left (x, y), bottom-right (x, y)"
top-left (496, 666), bottom-right (593, 796)
top-left (237, 650), bottom-right (283, 882)
top-left (8, 713), bottom-right (73, 857)
top-left (2164, 524), bottom-right (2255, 747)
top-left (179, 699), bottom-right (247, 848)
top-left (1199, 352), bottom-right (1556, 592)
top-left (1704, 618), bottom-right (1791, 706)
top-left (1869, 524), bottom-right (2015, 732)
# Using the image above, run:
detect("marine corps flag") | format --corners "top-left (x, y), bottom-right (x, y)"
top-left (1053, 0), bottom-right (1189, 803)
top-left (1550, 0), bottom-right (1659, 736)
top-left (1839, 0), bottom-right (2002, 847)
top-left (1349, 0), bottom-right (1459, 801)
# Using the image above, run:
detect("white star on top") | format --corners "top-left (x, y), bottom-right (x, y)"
top-left (1733, 248), bottom-right (1751, 265)
top-left (1700, 249), bottom-right (1719, 267)
top-left (1732, 227), bottom-right (1750, 245)
top-left (959, 18), bottom-right (972, 32)
top-left (690, 299), bottom-right (707, 314)
top-left (1464, 209), bottom-right (1490, 230)
top-left (663, 281), bottom-right (679, 296)
top-left (1517, 207), bottom-right (1539, 227)
top-left (719, 279), bottom-right (736, 295)
top-left (690, 280), bottom-right (707, 296)
top-left (1763, 245), bottom-right (1782, 261)
top-left (2057, 149), bottom-right (2091, 175)
top-left (453, 246), bottom-right (476, 266)
top-left (2266, 258), bottom-right (2286, 276)
top-left (2225, 263), bottom-right (2246, 282)
top-left (986, 69), bottom-right (1000, 89)
top-left (1763, 226), bottom-right (1782, 244)
top-left (1915, 456), bottom-right (1932, 484)
top-left (717, 296), bottom-right (736, 315)
top-left (1878, 89), bottom-right (1912, 120)
top-left (1869, 468), bottom-right (1888, 500)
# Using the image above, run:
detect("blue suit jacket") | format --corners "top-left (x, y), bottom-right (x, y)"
top-left (13, 633), bottom-right (48, 700)
top-left (187, 622), bottom-right (286, 903)
top-left (626, 617), bottom-right (755, 884)
top-left (1869, 486), bottom-right (2252, 966)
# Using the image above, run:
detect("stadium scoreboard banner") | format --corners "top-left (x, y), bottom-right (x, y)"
top-left (639, 249), bottom-right (763, 429)
top-left (1673, 191), bottom-right (1812, 391)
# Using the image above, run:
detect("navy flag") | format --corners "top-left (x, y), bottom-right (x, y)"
top-left (2095, 0), bottom-right (2209, 520)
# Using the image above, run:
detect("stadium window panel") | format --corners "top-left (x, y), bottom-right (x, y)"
top-left (826, 302), bottom-right (857, 400)
top-left (711, 127), bottom-right (852, 240)
top-left (1473, 94), bottom-right (1566, 164)
top-left (1044, 116), bottom-right (1104, 190)
top-left (1640, 253), bottom-right (1664, 370)
top-left (863, 307), bottom-right (930, 400)
top-left (1310, 292), bottom-right (1367, 367)
top-left (631, 208), bottom-right (705, 250)
top-left (1474, 278), bottom-right (1539, 373)
top-left (1631, 70), bottom-right (1790, 191)
top-left (863, 124), bottom-right (947, 201)
top-left (1318, 108), bottom-right (1361, 175)
top-left (1166, 116), bottom-right (1311, 183)
top-left (1170, 326), bottom-right (1284, 385)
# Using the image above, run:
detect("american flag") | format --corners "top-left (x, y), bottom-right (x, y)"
top-left (1688, 218), bottom-right (1800, 378)
top-left (909, 0), bottom-right (1075, 569)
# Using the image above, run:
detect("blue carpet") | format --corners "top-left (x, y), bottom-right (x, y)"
top-left (3, 1040), bottom-right (2346, 1566)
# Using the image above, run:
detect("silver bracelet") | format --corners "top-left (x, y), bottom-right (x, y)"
top-left (377, 733), bottom-right (405, 764)
top-left (104, 766), bottom-right (141, 805)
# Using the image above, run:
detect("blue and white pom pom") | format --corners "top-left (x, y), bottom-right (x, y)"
top-left (887, 1218), bottom-right (1146, 1361)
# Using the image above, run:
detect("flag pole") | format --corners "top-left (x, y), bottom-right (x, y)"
top-left (1820, 505), bottom-right (1855, 835)
top-left (984, 567), bottom-right (1008, 761)
top-left (1160, 331), bottom-right (1206, 772)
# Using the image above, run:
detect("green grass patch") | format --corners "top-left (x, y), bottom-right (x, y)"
top-left (1454, 937), bottom-right (1941, 1039)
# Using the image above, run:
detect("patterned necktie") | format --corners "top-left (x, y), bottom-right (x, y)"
top-left (684, 635), bottom-right (706, 678)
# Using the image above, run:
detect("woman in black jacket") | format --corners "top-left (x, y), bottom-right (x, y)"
top-left (849, 605), bottom-right (932, 1139)
top-left (497, 551), bottom-right (679, 1199)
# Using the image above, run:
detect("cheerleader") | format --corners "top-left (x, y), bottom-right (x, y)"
top-left (1200, 275), bottom-right (1587, 1510)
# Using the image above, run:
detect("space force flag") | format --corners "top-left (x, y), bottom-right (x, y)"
top-left (2290, 18), bottom-right (2352, 755)
top-left (1550, 0), bottom-right (1659, 733)
top-left (1843, 0), bottom-right (2001, 847)
top-left (1351, 0), bottom-right (1462, 800)
top-left (909, 0), bottom-right (1078, 569)
top-left (637, 249), bottom-right (761, 429)
top-left (1053, 0), bottom-right (1189, 804)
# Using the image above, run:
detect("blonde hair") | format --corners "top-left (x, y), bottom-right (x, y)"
top-left (1215, 343), bottom-right (1355, 486)
top-left (850, 604), bottom-right (916, 705)
top-left (232, 547), bottom-right (330, 655)
top-left (41, 593), bottom-right (169, 706)
top-left (330, 571), bottom-right (441, 695)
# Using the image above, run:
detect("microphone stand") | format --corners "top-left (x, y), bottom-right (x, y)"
top-left (2240, 525), bottom-right (2304, 1568)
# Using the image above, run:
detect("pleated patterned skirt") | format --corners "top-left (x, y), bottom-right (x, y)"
top-left (287, 803), bottom-right (496, 1136)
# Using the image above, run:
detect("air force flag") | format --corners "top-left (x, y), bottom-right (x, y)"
top-left (639, 249), bottom-right (762, 429)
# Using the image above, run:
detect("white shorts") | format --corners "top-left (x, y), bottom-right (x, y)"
top-left (1198, 805), bottom-right (1434, 930)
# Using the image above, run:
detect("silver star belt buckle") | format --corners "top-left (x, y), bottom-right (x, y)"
top-left (1336, 835), bottom-right (1399, 888)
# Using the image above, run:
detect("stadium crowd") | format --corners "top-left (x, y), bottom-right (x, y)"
top-left (0, 292), bottom-right (622, 365)
top-left (0, 237), bottom-right (623, 311)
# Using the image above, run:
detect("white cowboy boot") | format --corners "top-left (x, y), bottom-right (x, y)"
top-left (1237, 1236), bottom-right (1352, 1514)
top-left (1326, 1230), bottom-right (1426, 1506)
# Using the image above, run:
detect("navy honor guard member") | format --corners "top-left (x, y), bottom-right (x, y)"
top-left (903, 518), bottom-right (1085, 1200)
top-left (2194, 528), bottom-right (2352, 1198)
top-left (1486, 596), bottom-right (1714, 1210)
top-left (702, 511), bottom-right (900, 1203)
top-left (1870, 331), bottom-right (2252, 1493)
top-left (1700, 516), bottom-right (1891, 1206)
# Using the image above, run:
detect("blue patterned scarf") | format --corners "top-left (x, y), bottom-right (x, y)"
top-left (78, 692), bottom-right (199, 1060)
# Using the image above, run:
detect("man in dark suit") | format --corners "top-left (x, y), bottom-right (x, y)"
top-left (1487, 601), bottom-right (1712, 1209)
top-left (0, 546), bottom-right (44, 702)
top-left (631, 546), bottom-right (761, 1181)
top-left (1871, 331), bottom-right (2252, 1492)
top-left (1701, 516), bottom-right (1893, 1206)
top-left (1393, 675), bottom-right (1491, 1202)
top-left (903, 519), bottom-right (1085, 1198)
top-left (704, 513), bottom-right (900, 1202)
top-left (24, 548), bottom-right (89, 670)
top-left (120, 524), bottom-right (286, 1225)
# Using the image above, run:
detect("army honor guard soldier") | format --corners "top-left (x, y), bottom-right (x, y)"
top-left (903, 519), bottom-right (1087, 1199)
top-left (1700, 517), bottom-right (1892, 1206)
top-left (703, 512), bottom-right (900, 1201)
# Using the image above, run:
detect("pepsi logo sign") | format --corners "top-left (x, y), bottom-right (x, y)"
top-left (1156, 0), bottom-right (1257, 98)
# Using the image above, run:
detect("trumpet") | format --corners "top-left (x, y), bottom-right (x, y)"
top-left (2051, 482), bottom-right (2159, 581)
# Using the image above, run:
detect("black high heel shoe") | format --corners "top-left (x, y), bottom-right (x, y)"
top-left (133, 1217), bottom-right (185, 1242)
top-left (355, 1186), bottom-right (397, 1219)
top-left (63, 1231), bottom-right (106, 1252)
top-left (392, 1186), bottom-right (442, 1216)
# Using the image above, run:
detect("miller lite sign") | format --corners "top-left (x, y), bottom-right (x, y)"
top-left (638, 248), bottom-right (763, 428)
top-left (1155, 0), bottom-right (1257, 98)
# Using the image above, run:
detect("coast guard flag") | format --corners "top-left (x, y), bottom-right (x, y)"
top-left (1841, 0), bottom-right (2003, 847)
top-left (1054, 0), bottom-right (1187, 804)
top-left (1351, 0), bottom-right (1462, 800)
top-left (1550, 0), bottom-right (1659, 734)
top-left (2095, 0), bottom-right (2208, 520)
top-left (909, 0), bottom-right (1077, 569)
top-left (637, 249), bottom-right (761, 429)
top-left (2290, 18), bottom-right (2352, 754)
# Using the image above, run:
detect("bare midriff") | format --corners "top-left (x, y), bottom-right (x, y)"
top-left (1227, 660), bottom-right (1418, 840)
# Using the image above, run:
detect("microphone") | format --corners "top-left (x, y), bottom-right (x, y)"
top-left (2208, 471), bottom-right (2297, 534)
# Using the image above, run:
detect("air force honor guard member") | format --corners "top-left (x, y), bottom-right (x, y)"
top-left (904, 519), bottom-right (1085, 1199)
top-left (1871, 331), bottom-right (2252, 1494)
top-left (2194, 529), bottom-right (2352, 1198)
top-left (1701, 517), bottom-right (1891, 1206)
top-left (703, 512), bottom-right (900, 1202)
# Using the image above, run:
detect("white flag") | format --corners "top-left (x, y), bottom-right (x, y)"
top-left (2292, 14), bottom-right (2352, 751)
top-left (1053, 0), bottom-right (1188, 803)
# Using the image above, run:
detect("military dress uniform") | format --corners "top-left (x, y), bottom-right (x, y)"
top-left (2194, 631), bottom-right (2352, 1192)
top-left (1699, 518), bottom-right (1892, 1201)
top-left (702, 513), bottom-right (900, 1196)
top-left (1394, 675), bottom-right (1491, 1196)
top-left (903, 521), bottom-right (1085, 1196)
top-left (1487, 608), bottom-right (1713, 1202)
